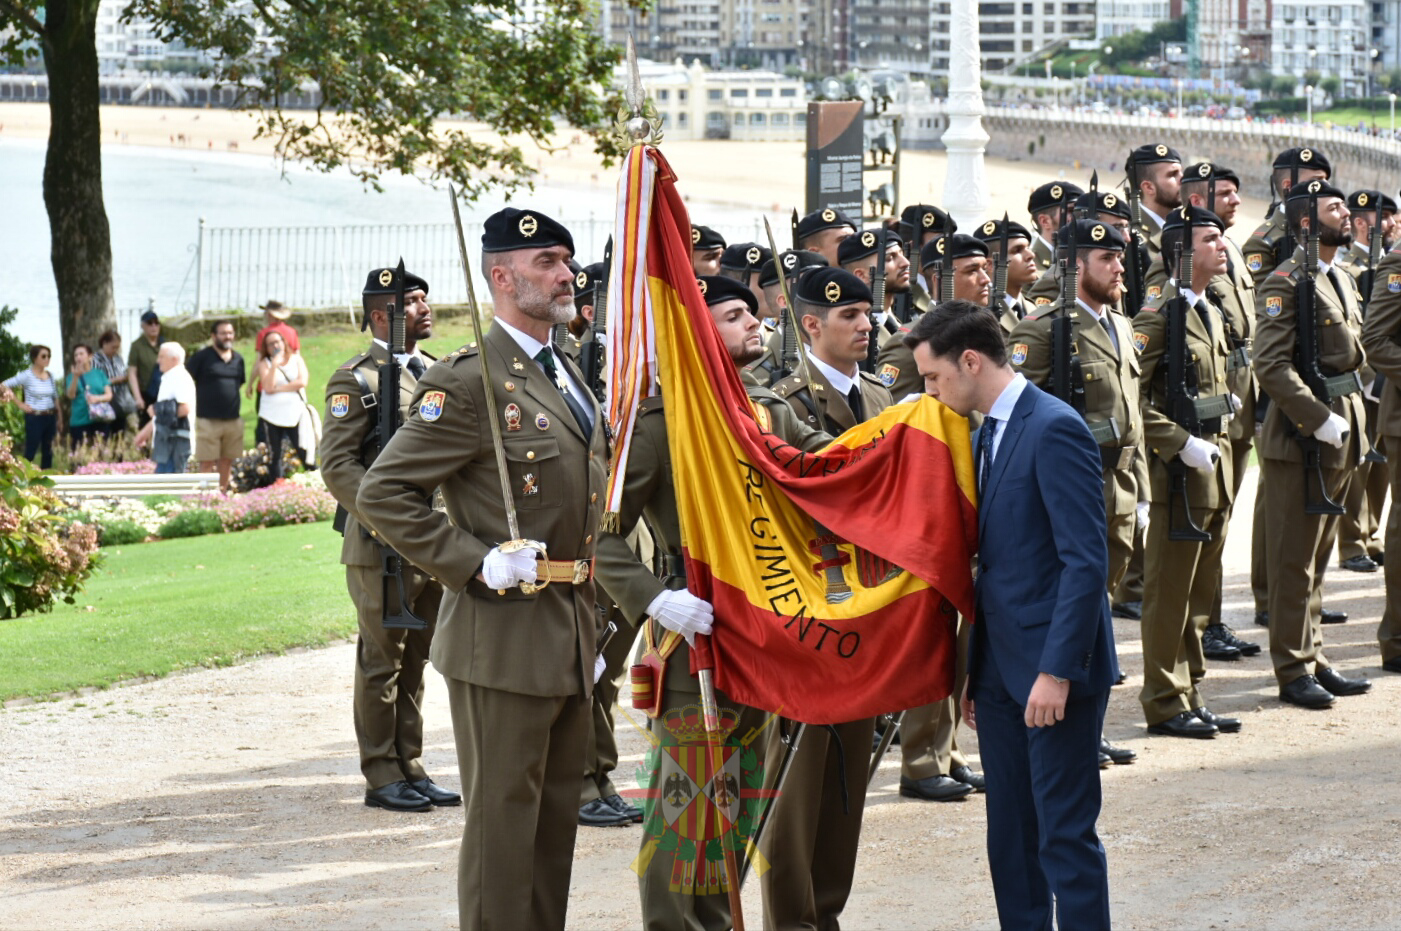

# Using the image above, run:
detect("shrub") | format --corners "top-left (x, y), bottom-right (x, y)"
top-left (75, 460), bottom-right (157, 476)
top-left (0, 434), bottom-right (101, 618)
top-left (98, 519), bottom-right (150, 546)
top-left (213, 481), bottom-right (336, 531)
top-left (158, 508), bottom-right (224, 539)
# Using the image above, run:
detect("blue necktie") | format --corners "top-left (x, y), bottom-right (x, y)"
top-left (979, 416), bottom-right (998, 494)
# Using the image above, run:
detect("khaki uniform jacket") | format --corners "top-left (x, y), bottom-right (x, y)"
top-left (1131, 282), bottom-right (1236, 509)
top-left (1212, 237), bottom-right (1260, 442)
top-left (772, 363), bottom-right (895, 435)
top-left (1242, 210), bottom-right (1289, 289)
top-left (997, 294), bottom-right (1036, 338)
top-left (321, 343), bottom-right (433, 568)
top-left (356, 323), bottom-right (609, 698)
top-left (1008, 299), bottom-right (1146, 516)
top-left (1032, 233), bottom-right (1055, 271)
top-left (1254, 249), bottom-right (1370, 467)
top-left (1361, 248), bottom-right (1401, 437)
top-left (594, 387), bottom-right (830, 693)
top-left (874, 328), bottom-right (922, 401)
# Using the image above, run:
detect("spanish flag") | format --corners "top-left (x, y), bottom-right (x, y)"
top-left (608, 147), bottom-right (978, 725)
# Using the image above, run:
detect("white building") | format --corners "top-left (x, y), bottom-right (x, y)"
top-left (931, 0), bottom-right (1097, 75)
top-left (620, 58), bottom-right (808, 141)
top-left (1095, 0), bottom-right (1169, 40)
top-left (1269, 0), bottom-right (1370, 95)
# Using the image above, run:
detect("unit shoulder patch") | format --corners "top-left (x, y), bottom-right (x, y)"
top-left (418, 390), bottom-right (447, 421)
top-left (1264, 296), bottom-right (1283, 317)
top-left (1010, 343), bottom-right (1029, 366)
top-left (1131, 332), bottom-right (1150, 353)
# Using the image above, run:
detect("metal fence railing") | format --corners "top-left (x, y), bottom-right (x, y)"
top-left (191, 216), bottom-right (771, 315)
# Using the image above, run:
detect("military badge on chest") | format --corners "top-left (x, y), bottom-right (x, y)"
top-left (504, 403), bottom-right (523, 431)
top-left (522, 472), bottom-right (539, 496)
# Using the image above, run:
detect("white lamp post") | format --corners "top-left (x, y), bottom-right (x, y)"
top-left (940, 0), bottom-right (991, 231)
top-left (1306, 84), bottom-right (1313, 124)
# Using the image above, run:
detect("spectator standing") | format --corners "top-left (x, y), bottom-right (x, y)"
top-left (254, 331), bottom-right (308, 480)
top-left (127, 311), bottom-right (162, 428)
top-left (2, 345), bottom-right (59, 469)
top-left (186, 320), bottom-right (245, 492)
top-left (253, 300), bottom-right (301, 355)
top-left (92, 329), bottom-right (136, 434)
top-left (64, 343), bottom-right (113, 453)
top-left (135, 342), bottom-right (196, 473)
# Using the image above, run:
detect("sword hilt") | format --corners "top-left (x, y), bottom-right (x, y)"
top-left (499, 537), bottom-right (552, 594)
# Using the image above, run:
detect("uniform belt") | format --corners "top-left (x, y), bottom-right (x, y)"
top-left (1100, 445), bottom-right (1137, 471)
top-left (537, 558), bottom-right (594, 585)
top-left (661, 553), bottom-right (687, 581)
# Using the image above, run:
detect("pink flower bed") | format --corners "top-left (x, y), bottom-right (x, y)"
top-left (75, 460), bottom-right (157, 476)
top-left (209, 480), bottom-right (337, 531)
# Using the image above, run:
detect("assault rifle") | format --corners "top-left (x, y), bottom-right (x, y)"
top-left (937, 213), bottom-right (955, 303)
top-left (377, 258), bottom-right (429, 630)
top-left (1122, 162), bottom-right (1147, 318)
top-left (988, 213), bottom-right (1010, 315)
top-left (1049, 228), bottom-right (1089, 418)
top-left (891, 216), bottom-right (920, 324)
top-left (1293, 189), bottom-right (1352, 515)
top-left (862, 232), bottom-right (888, 374)
top-left (1276, 160), bottom-right (1301, 270)
top-left (580, 236), bottom-right (612, 403)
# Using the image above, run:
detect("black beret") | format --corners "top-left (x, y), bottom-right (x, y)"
top-left (1347, 190), bottom-right (1400, 213)
top-left (797, 207), bottom-right (859, 241)
top-left (759, 248), bottom-right (828, 288)
top-left (793, 266), bottom-right (872, 308)
top-left (1074, 189), bottom-right (1131, 221)
top-left (1161, 205), bottom-right (1226, 233)
top-left (1057, 218), bottom-right (1126, 253)
top-left (481, 207), bottom-right (574, 255)
top-left (974, 217), bottom-right (1034, 243)
top-left (1027, 181), bottom-right (1084, 215)
top-left (573, 261), bottom-right (606, 301)
top-left (1125, 143), bottom-right (1182, 169)
top-left (1184, 161), bottom-right (1241, 189)
top-left (837, 228), bottom-right (903, 266)
top-left (899, 204), bottom-right (956, 235)
top-left (1273, 147), bottom-right (1332, 177)
top-left (1285, 179), bottom-right (1347, 203)
top-left (691, 225), bottom-right (727, 250)
top-left (362, 265), bottom-right (429, 297)
top-left (696, 275), bottom-right (758, 314)
top-left (919, 233), bottom-right (989, 271)
top-left (720, 242), bottom-right (772, 273)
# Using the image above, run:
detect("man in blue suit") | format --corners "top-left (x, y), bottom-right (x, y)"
top-left (905, 299), bottom-right (1115, 930)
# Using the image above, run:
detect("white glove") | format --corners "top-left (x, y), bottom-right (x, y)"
top-left (593, 654), bottom-right (608, 684)
top-left (648, 588), bottom-right (715, 646)
top-left (480, 544), bottom-right (540, 589)
top-left (1177, 435), bottom-right (1221, 471)
top-left (1313, 412), bottom-right (1350, 449)
top-left (1136, 501), bottom-right (1151, 529)
top-left (1229, 393), bottom-right (1243, 413)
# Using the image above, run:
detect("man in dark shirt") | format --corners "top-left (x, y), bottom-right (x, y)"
top-left (127, 311), bottom-right (163, 428)
top-left (186, 320), bottom-right (246, 492)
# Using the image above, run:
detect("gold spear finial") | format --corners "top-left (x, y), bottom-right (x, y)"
top-left (614, 34), bottom-right (663, 149)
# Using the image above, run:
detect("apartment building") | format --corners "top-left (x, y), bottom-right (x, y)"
top-left (931, 0), bottom-right (1097, 75)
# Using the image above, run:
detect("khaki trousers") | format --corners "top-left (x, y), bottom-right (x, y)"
top-left (1210, 434), bottom-right (1254, 626)
top-left (1262, 458), bottom-right (1349, 686)
top-left (1377, 437), bottom-right (1401, 663)
top-left (348, 564), bottom-right (440, 789)
top-left (899, 615), bottom-right (972, 780)
top-left (447, 678), bottom-right (588, 931)
top-left (760, 716), bottom-right (876, 931)
top-left (1337, 439), bottom-right (1388, 560)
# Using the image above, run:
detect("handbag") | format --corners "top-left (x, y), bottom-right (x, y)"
top-left (80, 374), bottom-right (117, 422)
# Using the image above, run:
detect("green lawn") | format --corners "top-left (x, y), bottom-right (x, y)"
top-left (0, 522), bottom-right (355, 702)
top-left (1308, 105), bottom-right (1399, 129)
top-left (237, 316), bottom-right (479, 448)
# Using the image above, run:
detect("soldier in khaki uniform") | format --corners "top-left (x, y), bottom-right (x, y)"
top-left (838, 227), bottom-right (911, 324)
top-left (321, 266), bottom-right (457, 813)
top-left (876, 234), bottom-right (992, 399)
top-left (796, 207), bottom-right (859, 266)
top-left (719, 241), bottom-right (772, 309)
top-left (1025, 188), bottom-right (1134, 307)
top-left (358, 208), bottom-right (608, 930)
top-left (1131, 208), bottom-right (1242, 739)
top-left (1254, 182), bottom-right (1374, 710)
top-left (594, 275), bottom-right (829, 931)
top-left (745, 249), bottom-right (829, 388)
top-left (1171, 163), bottom-right (1263, 660)
top-left (1027, 181), bottom-right (1084, 273)
top-left (1360, 236), bottom-right (1401, 675)
top-left (691, 225), bottom-right (726, 275)
top-left (1334, 189), bottom-right (1396, 572)
top-left (974, 217), bottom-right (1041, 333)
top-left (765, 268), bottom-right (890, 929)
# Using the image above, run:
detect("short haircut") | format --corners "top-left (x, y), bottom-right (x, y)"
top-left (902, 299), bottom-right (1008, 366)
top-left (211, 320), bottom-right (233, 336)
top-left (98, 328), bottom-right (121, 348)
top-left (158, 341), bottom-right (186, 364)
top-left (29, 344), bottom-right (50, 363)
top-left (480, 250), bottom-right (514, 297)
top-left (795, 297), bottom-right (835, 326)
top-left (72, 342), bottom-right (94, 359)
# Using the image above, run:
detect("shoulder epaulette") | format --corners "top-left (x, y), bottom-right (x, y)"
top-left (772, 373), bottom-right (808, 399)
top-left (338, 351), bottom-right (372, 371)
top-left (1026, 301), bottom-right (1062, 321)
top-left (638, 394), bottom-right (665, 415)
top-left (439, 342), bottom-right (482, 365)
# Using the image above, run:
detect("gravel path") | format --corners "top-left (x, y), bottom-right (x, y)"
top-left (3, 467), bottom-right (1400, 930)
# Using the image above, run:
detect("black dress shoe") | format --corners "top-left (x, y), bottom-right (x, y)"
top-left (579, 798), bottom-right (633, 827)
top-left (1383, 657), bottom-right (1401, 674)
top-left (1375, 551), bottom-right (1385, 566)
top-left (1193, 706), bottom-right (1241, 733)
top-left (602, 793), bottom-right (644, 823)
top-left (1146, 710), bottom-right (1218, 739)
top-left (1321, 608), bottom-right (1349, 625)
top-left (950, 764), bottom-right (986, 792)
top-left (1340, 554), bottom-right (1379, 573)
top-left (1315, 666), bottom-right (1372, 697)
top-left (1279, 675), bottom-right (1335, 709)
top-left (409, 778), bottom-right (461, 807)
top-left (1254, 611), bottom-right (1269, 628)
top-left (1202, 625), bottom-right (1243, 661)
top-left (1100, 737), bottom-right (1137, 764)
top-left (365, 781), bottom-right (432, 812)
top-left (1098, 751), bottom-right (1112, 768)
top-left (899, 775), bottom-right (975, 802)
top-left (1206, 622), bottom-right (1261, 657)
top-left (1112, 600), bottom-right (1143, 620)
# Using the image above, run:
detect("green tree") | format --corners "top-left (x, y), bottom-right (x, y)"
top-left (0, 0), bottom-right (630, 367)
top-left (1319, 75), bottom-right (1341, 96)
top-left (1272, 75), bottom-right (1299, 97)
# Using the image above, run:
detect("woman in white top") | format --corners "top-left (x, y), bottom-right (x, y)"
top-left (254, 331), bottom-right (308, 480)
top-left (2, 345), bottom-right (58, 469)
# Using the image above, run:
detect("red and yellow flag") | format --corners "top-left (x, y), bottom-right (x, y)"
top-left (614, 148), bottom-right (978, 725)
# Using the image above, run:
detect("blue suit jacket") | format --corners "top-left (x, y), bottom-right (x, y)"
top-left (969, 381), bottom-right (1118, 704)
